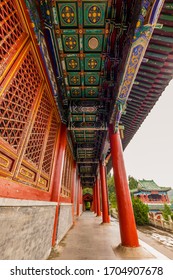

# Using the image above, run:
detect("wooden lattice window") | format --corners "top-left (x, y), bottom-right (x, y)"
top-left (0, 50), bottom-right (42, 150)
top-left (61, 144), bottom-right (73, 197)
top-left (0, 0), bottom-right (27, 76)
top-left (42, 113), bottom-right (59, 175)
top-left (24, 89), bottom-right (52, 167)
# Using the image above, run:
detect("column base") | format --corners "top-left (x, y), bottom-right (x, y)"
top-left (100, 221), bottom-right (111, 225)
top-left (113, 244), bottom-right (155, 260)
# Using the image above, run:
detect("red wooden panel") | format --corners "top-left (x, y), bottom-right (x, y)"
top-left (0, 177), bottom-right (51, 200)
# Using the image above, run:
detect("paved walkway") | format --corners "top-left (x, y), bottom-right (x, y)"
top-left (48, 212), bottom-right (169, 260)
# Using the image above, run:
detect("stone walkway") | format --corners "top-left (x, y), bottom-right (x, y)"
top-left (48, 212), bottom-right (169, 260)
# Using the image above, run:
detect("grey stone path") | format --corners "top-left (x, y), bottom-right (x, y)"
top-left (49, 212), bottom-right (170, 260)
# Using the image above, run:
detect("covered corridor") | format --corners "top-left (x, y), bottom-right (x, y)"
top-left (1, 0), bottom-right (173, 260)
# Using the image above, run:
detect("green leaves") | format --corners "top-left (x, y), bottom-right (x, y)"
top-left (132, 197), bottom-right (149, 225)
top-left (162, 204), bottom-right (172, 221)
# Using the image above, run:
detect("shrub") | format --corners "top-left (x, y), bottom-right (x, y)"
top-left (132, 197), bottom-right (149, 225)
top-left (162, 204), bottom-right (172, 221)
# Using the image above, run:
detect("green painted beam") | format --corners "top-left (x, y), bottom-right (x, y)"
top-left (145, 51), bottom-right (167, 59)
top-left (160, 14), bottom-right (173, 21)
top-left (136, 76), bottom-right (153, 84)
top-left (152, 34), bottom-right (173, 43)
top-left (149, 44), bottom-right (172, 52)
top-left (157, 25), bottom-right (173, 32)
top-left (146, 59), bottom-right (164, 67)
top-left (140, 65), bottom-right (160, 73)
top-left (164, 3), bottom-right (173, 9)
top-left (138, 70), bottom-right (157, 79)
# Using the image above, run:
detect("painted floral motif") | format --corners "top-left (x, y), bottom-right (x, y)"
top-left (119, 45), bottom-right (143, 100)
top-left (68, 59), bottom-right (78, 69)
top-left (70, 76), bottom-right (79, 84)
top-left (88, 59), bottom-right (97, 69)
top-left (88, 89), bottom-right (96, 96)
top-left (71, 89), bottom-right (80, 96)
top-left (61, 6), bottom-right (75, 24)
top-left (65, 37), bottom-right (77, 50)
top-left (88, 6), bottom-right (101, 24)
top-left (88, 76), bottom-right (96, 84)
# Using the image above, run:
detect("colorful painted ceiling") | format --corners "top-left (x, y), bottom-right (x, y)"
top-left (26, 0), bottom-right (173, 187)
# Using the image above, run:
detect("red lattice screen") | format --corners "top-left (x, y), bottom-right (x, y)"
top-left (0, 0), bottom-right (27, 76)
top-left (24, 89), bottom-right (52, 167)
top-left (42, 114), bottom-right (59, 175)
top-left (0, 50), bottom-right (42, 150)
top-left (61, 144), bottom-right (73, 197)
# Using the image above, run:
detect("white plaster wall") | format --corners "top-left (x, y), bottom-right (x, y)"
top-left (56, 203), bottom-right (73, 244)
top-left (0, 198), bottom-right (56, 260)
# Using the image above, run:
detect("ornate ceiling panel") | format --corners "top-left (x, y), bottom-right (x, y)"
top-left (29, 0), bottom-right (173, 187)
top-left (52, 0), bottom-right (113, 185)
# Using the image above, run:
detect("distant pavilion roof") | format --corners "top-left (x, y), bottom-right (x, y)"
top-left (134, 179), bottom-right (171, 192)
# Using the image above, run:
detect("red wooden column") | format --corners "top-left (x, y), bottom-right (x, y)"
top-left (92, 186), bottom-right (95, 212)
top-left (77, 175), bottom-right (81, 216)
top-left (93, 184), bottom-right (97, 213)
top-left (94, 183), bottom-right (98, 214)
top-left (51, 124), bottom-right (67, 246)
top-left (99, 161), bottom-right (110, 223)
top-left (96, 176), bottom-right (101, 216)
top-left (71, 162), bottom-right (76, 223)
top-left (80, 184), bottom-right (83, 207)
top-left (109, 124), bottom-right (139, 247)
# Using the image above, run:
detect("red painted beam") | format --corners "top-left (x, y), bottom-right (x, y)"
top-left (0, 177), bottom-right (51, 201)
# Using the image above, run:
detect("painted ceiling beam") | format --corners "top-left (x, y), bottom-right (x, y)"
top-left (68, 127), bottom-right (107, 131)
top-left (110, 0), bottom-right (165, 132)
top-left (77, 161), bottom-right (99, 163)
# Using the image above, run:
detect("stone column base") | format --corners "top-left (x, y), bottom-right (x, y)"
top-left (113, 244), bottom-right (155, 260)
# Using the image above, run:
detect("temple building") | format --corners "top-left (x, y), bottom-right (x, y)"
top-left (132, 180), bottom-right (171, 212)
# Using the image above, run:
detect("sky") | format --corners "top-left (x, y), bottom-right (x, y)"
top-left (123, 80), bottom-right (173, 188)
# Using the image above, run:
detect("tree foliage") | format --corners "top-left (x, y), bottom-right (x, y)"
top-left (83, 187), bottom-right (93, 195)
top-left (128, 176), bottom-right (138, 190)
top-left (107, 173), bottom-right (117, 208)
top-left (132, 197), bottom-right (149, 225)
top-left (162, 203), bottom-right (172, 221)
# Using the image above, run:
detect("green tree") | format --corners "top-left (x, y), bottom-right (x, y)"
top-left (107, 173), bottom-right (117, 208)
top-left (128, 176), bottom-right (138, 190)
top-left (83, 187), bottom-right (93, 195)
top-left (162, 204), bottom-right (172, 221)
top-left (132, 197), bottom-right (149, 225)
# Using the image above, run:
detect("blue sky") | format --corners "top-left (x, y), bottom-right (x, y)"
top-left (124, 80), bottom-right (173, 188)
